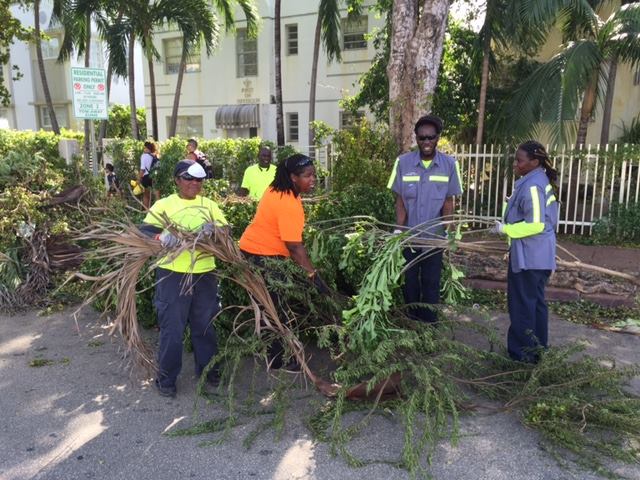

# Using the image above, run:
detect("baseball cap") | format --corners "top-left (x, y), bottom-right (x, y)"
top-left (174, 160), bottom-right (206, 178)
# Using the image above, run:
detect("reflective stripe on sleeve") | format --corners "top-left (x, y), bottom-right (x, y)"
top-left (530, 186), bottom-right (541, 223)
top-left (455, 161), bottom-right (463, 191)
top-left (503, 221), bottom-right (545, 238)
top-left (545, 184), bottom-right (552, 193)
top-left (387, 158), bottom-right (400, 189)
top-left (546, 195), bottom-right (556, 206)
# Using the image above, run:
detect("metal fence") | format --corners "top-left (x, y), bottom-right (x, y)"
top-left (452, 144), bottom-right (640, 235)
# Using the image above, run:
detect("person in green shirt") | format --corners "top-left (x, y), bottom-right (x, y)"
top-left (139, 160), bottom-right (228, 398)
top-left (238, 146), bottom-right (276, 201)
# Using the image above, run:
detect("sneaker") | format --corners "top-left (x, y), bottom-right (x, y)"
top-left (154, 379), bottom-right (176, 398)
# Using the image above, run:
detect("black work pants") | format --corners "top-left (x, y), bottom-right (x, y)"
top-left (402, 248), bottom-right (443, 323)
top-left (507, 257), bottom-right (550, 363)
top-left (154, 268), bottom-right (220, 390)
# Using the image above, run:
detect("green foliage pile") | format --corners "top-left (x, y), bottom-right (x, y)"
top-left (178, 220), bottom-right (640, 479)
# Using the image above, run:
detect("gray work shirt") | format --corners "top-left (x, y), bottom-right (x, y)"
top-left (504, 167), bottom-right (558, 273)
top-left (389, 149), bottom-right (463, 237)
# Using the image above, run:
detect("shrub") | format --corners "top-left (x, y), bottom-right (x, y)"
top-left (322, 120), bottom-right (397, 192)
top-left (592, 202), bottom-right (640, 246)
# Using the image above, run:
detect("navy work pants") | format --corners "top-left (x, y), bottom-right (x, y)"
top-left (507, 258), bottom-right (550, 362)
top-left (154, 268), bottom-right (220, 390)
top-left (403, 248), bottom-right (443, 323)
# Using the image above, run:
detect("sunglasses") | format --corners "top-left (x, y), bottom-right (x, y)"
top-left (179, 174), bottom-right (204, 182)
top-left (416, 133), bottom-right (438, 141)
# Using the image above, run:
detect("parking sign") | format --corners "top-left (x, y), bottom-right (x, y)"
top-left (71, 67), bottom-right (108, 120)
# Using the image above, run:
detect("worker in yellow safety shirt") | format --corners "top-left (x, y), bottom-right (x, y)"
top-left (237, 146), bottom-right (276, 201)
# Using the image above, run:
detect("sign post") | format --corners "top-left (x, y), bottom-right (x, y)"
top-left (70, 67), bottom-right (108, 176)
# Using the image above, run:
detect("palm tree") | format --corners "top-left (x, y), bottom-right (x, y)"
top-left (308, 0), bottom-right (342, 148)
top-left (274, 0), bottom-right (284, 145)
top-left (600, 0), bottom-right (634, 145)
top-left (55, 0), bottom-right (108, 157)
top-left (473, 0), bottom-right (543, 145)
top-left (167, 0), bottom-right (258, 138)
top-left (504, 1), bottom-right (640, 147)
top-left (33, 0), bottom-right (61, 134)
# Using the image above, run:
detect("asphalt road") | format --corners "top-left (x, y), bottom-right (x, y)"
top-left (1, 306), bottom-right (638, 480)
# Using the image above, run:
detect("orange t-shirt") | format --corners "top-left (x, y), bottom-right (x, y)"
top-left (239, 188), bottom-right (304, 257)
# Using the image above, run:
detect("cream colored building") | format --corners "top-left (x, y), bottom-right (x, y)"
top-left (144, 0), bottom-right (382, 147)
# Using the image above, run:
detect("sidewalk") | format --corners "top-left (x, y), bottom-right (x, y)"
top-left (1, 306), bottom-right (638, 480)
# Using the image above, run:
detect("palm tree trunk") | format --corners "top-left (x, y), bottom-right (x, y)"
top-left (308, 13), bottom-right (322, 149)
top-left (576, 73), bottom-right (598, 148)
top-left (148, 56), bottom-right (158, 140)
top-left (168, 40), bottom-right (188, 138)
top-left (83, 11), bottom-right (91, 168)
top-left (98, 60), bottom-right (113, 145)
top-left (475, 34), bottom-right (491, 145)
top-left (600, 58), bottom-right (618, 146)
top-left (34, 0), bottom-right (60, 135)
top-left (128, 31), bottom-right (139, 140)
top-left (274, 0), bottom-right (285, 146)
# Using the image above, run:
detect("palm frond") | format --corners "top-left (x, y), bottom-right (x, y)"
top-left (498, 39), bottom-right (602, 144)
top-left (319, 0), bottom-right (342, 63)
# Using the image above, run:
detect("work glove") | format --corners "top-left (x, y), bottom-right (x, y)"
top-left (200, 222), bottom-right (216, 237)
top-left (157, 230), bottom-right (180, 248)
top-left (310, 271), bottom-right (331, 295)
top-left (489, 221), bottom-right (505, 235)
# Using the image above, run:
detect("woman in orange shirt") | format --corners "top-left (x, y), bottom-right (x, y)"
top-left (239, 153), bottom-right (329, 369)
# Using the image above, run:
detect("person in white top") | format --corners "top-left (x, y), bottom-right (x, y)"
top-left (139, 141), bottom-right (160, 208)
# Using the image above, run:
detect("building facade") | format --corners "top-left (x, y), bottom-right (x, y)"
top-left (1, 1), bottom-right (143, 132)
top-left (144, 0), bottom-right (382, 147)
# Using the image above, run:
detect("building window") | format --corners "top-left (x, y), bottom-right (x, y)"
top-left (340, 110), bottom-right (365, 129)
top-left (287, 112), bottom-right (299, 142)
top-left (39, 106), bottom-right (68, 130)
top-left (164, 38), bottom-right (201, 74)
top-left (342, 16), bottom-right (368, 50)
top-left (286, 24), bottom-right (298, 55)
top-left (41, 36), bottom-right (60, 60)
top-left (236, 28), bottom-right (258, 77)
top-left (168, 115), bottom-right (203, 137)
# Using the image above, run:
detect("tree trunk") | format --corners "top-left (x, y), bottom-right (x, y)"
top-left (168, 40), bottom-right (188, 138)
top-left (128, 31), bottom-right (139, 140)
top-left (274, 0), bottom-right (285, 146)
top-left (83, 11), bottom-right (91, 168)
top-left (600, 58), bottom-right (618, 146)
top-left (387, 0), bottom-right (449, 153)
top-left (475, 31), bottom-right (491, 145)
top-left (308, 13), bottom-right (322, 149)
top-left (34, 0), bottom-right (60, 134)
top-left (98, 60), bottom-right (113, 145)
top-left (148, 55), bottom-right (158, 140)
top-left (575, 73), bottom-right (598, 148)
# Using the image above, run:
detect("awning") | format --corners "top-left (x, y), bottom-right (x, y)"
top-left (215, 104), bottom-right (260, 129)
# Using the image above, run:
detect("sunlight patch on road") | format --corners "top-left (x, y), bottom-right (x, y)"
top-left (0, 333), bottom-right (41, 356)
top-left (273, 439), bottom-right (316, 480)
top-left (2, 410), bottom-right (106, 480)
